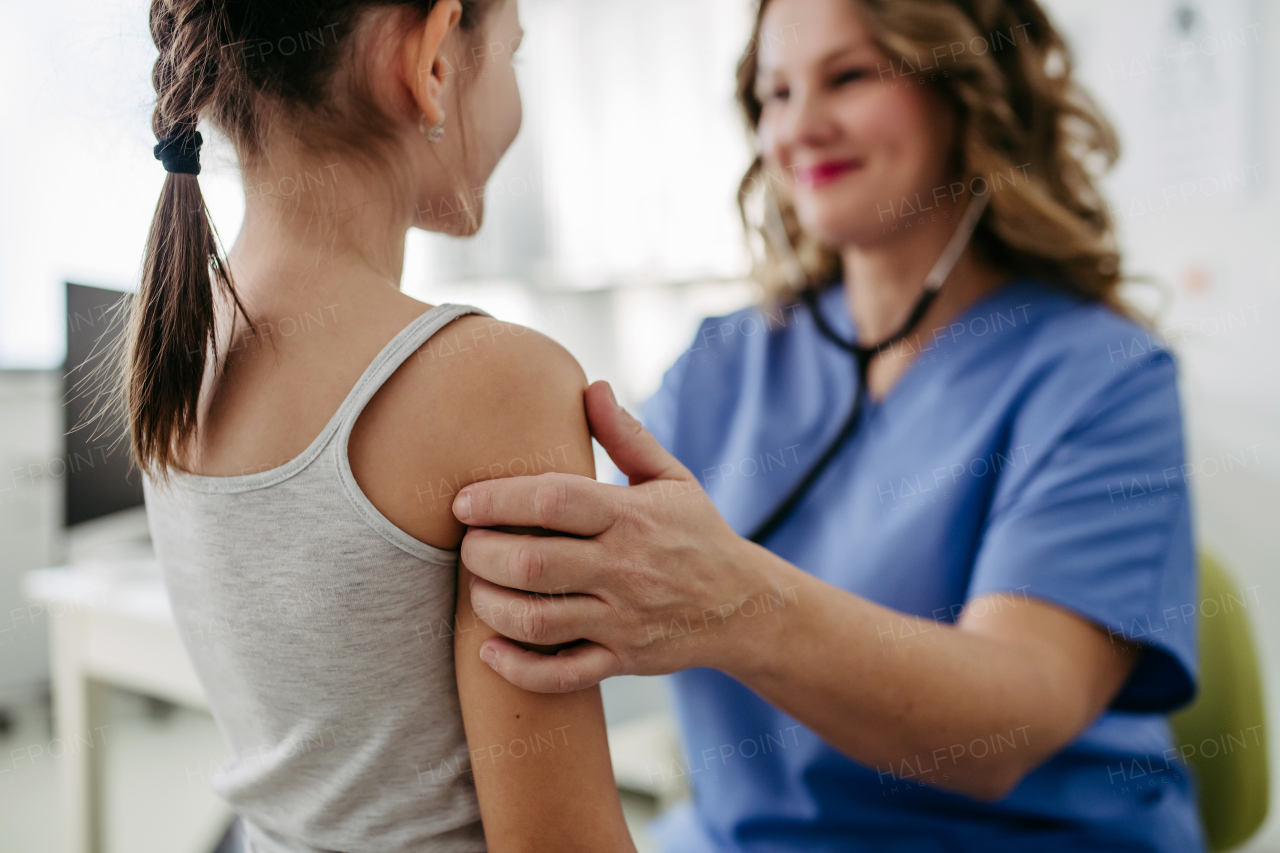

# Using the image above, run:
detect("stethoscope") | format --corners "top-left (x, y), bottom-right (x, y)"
top-left (747, 192), bottom-right (990, 545)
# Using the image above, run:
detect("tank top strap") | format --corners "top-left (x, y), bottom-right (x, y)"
top-left (332, 303), bottom-right (491, 431)
top-left (328, 303), bottom-right (491, 562)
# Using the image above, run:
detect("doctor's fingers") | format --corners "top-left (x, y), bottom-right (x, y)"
top-left (461, 527), bottom-right (606, 594)
top-left (479, 636), bottom-right (622, 694)
top-left (468, 573), bottom-right (611, 647)
top-left (454, 472), bottom-right (619, 535)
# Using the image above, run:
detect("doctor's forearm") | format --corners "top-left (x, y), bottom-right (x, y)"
top-left (711, 542), bottom-right (1113, 801)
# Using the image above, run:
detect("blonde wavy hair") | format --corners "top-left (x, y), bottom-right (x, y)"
top-left (737, 0), bottom-right (1124, 309)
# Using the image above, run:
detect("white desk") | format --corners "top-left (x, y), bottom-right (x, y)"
top-left (22, 563), bottom-right (679, 853)
top-left (22, 563), bottom-right (208, 853)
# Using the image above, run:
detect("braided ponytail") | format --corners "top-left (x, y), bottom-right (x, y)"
top-left (127, 0), bottom-right (252, 475)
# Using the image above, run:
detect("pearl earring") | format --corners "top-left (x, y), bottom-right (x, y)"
top-left (420, 111), bottom-right (446, 143)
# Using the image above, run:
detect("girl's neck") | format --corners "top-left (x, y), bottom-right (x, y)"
top-left (227, 160), bottom-right (413, 313)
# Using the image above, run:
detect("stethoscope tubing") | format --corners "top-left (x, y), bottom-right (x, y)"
top-left (746, 286), bottom-right (938, 544)
top-left (745, 194), bottom-right (989, 545)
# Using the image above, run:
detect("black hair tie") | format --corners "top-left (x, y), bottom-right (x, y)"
top-left (154, 129), bottom-right (203, 175)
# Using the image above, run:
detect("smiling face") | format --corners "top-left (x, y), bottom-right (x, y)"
top-left (754, 0), bottom-right (959, 248)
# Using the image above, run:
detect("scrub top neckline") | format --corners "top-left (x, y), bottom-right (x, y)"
top-left (815, 277), bottom-right (1034, 413)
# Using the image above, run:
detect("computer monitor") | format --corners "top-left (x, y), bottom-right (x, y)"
top-left (63, 282), bottom-right (144, 528)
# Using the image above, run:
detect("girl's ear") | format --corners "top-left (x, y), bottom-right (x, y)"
top-left (404, 0), bottom-right (464, 125)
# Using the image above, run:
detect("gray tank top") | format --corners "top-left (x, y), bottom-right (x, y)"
top-left (144, 304), bottom-right (490, 853)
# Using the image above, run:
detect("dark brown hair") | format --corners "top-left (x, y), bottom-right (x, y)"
top-left (130, 0), bottom-right (498, 475)
top-left (736, 0), bottom-right (1123, 307)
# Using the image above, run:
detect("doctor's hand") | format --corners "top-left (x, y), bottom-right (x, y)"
top-left (453, 382), bottom-right (783, 693)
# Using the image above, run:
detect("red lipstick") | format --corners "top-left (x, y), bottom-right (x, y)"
top-left (796, 159), bottom-right (863, 188)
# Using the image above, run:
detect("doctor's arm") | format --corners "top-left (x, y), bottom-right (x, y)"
top-left (453, 382), bottom-right (1143, 802)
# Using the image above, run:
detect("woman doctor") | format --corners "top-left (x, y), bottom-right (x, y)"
top-left (452, 0), bottom-right (1203, 850)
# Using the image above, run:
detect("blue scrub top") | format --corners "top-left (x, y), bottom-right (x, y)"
top-left (640, 279), bottom-right (1204, 853)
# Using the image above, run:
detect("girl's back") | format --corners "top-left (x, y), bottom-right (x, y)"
top-left (149, 305), bottom-right (489, 851)
top-left (129, 0), bottom-right (636, 849)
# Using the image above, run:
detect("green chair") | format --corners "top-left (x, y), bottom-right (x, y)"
top-left (1169, 554), bottom-right (1270, 851)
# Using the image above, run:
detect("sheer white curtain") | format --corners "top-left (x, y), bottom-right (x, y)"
top-left (0, 0), bottom-right (164, 367)
top-left (522, 0), bottom-right (756, 288)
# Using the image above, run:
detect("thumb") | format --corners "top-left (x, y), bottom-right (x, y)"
top-left (585, 381), bottom-right (688, 485)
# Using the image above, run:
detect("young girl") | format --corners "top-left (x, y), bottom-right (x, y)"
top-left (132, 0), bottom-right (637, 850)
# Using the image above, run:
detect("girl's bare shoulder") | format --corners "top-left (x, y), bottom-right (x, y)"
top-left (348, 311), bottom-right (594, 551)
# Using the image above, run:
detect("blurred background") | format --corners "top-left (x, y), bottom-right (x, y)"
top-left (0, 0), bottom-right (1277, 850)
